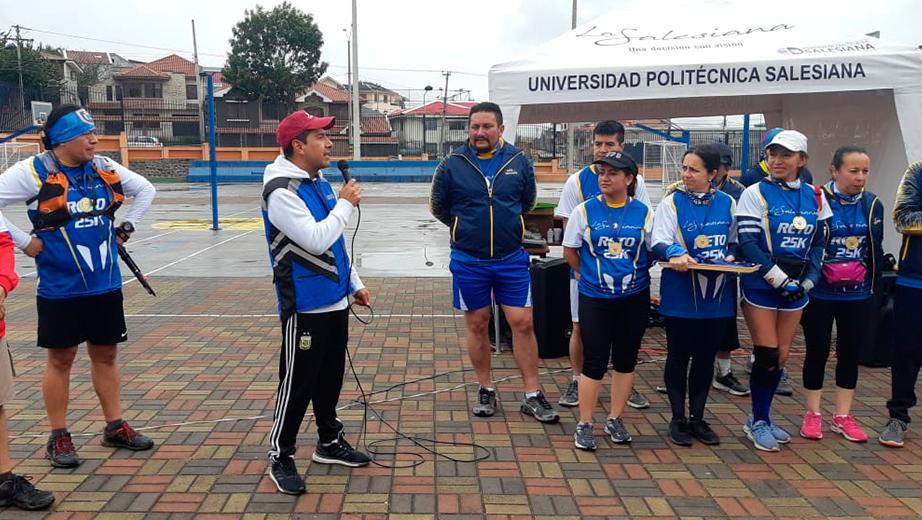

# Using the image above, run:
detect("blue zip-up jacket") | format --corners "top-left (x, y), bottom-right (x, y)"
top-left (894, 161), bottom-right (922, 289)
top-left (813, 183), bottom-right (883, 300)
top-left (429, 140), bottom-right (536, 259)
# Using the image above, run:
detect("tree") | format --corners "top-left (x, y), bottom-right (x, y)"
top-left (0, 32), bottom-right (63, 90)
top-left (222, 2), bottom-right (328, 106)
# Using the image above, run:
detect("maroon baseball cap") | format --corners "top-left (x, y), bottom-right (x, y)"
top-left (276, 111), bottom-right (335, 148)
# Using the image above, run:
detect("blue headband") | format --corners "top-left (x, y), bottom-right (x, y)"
top-left (47, 109), bottom-right (96, 145)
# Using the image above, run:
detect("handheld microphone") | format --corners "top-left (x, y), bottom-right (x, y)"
top-left (337, 159), bottom-right (351, 183)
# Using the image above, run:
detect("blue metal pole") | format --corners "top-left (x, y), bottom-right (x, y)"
top-left (741, 114), bottom-right (751, 173)
top-left (206, 73), bottom-right (219, 230)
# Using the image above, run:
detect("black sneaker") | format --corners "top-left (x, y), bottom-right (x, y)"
top-left (101, 421), bottom-right (154, 451)
top-left (269, 456), bottom-right (305, 495)
top-left (45, 432), bottom-right (80, 468)
top-left (668, 418), bottom-right (693, 447)
top-left (312, 433), bottom-right (371, 467)
top-left (473, 387), bottom-right (496, 417)
top-left (689, 418), bottom-right (720, 445)
top-left (712, 371), bottom-right (750, 396)
top-left (0, 475), bottom-right (55, 510)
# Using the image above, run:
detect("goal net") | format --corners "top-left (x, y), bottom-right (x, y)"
top-left (0, 142), bottom-right (40, 172)
top-left (642, 140), bottom-right (687, 192)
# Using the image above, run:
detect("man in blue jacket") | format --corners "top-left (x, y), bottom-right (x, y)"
top-left (430, 102), bottom-right (559, 424)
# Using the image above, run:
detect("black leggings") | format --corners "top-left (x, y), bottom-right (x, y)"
top-left (579, 289), bottom-right (650, 380)
top-left (664, 316), bottom-right (731, 420)
top-left (800, 296), bottom-right (871, 391)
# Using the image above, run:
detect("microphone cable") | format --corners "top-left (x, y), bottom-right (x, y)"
top-left (338, 175), bottom-right (491, 468)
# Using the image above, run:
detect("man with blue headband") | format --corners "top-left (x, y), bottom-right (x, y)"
top-left (0, 105), bottom-right (156, 469)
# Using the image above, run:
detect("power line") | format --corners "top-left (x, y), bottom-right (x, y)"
top-left (21, 26), bottom-right (226, 58)
top-left (22, 26), bottom-right (487, 77)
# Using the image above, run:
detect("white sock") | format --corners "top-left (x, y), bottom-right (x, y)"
top-left (525, 391), bottom-right (540, 399)
top-left (481, 387), bottom-right (495, 393)
top-left (572, 375), bottom-right (580, 382)
top-left (717, 358), bottom-right (732, 376)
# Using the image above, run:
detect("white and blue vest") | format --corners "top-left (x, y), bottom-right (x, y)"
top-left (740, 180), bottom-right (824, 291)
top-left (659, 190), bottom-right (736, 318)
top-left (262, 177), bottom-right (352, 321)
top-left (577, 196), bottom-right (650, 299)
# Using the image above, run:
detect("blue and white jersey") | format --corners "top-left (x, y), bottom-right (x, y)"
top-left (735, 178), bottom-right (832, 290)
top-left (653, 188), bottom-right (738, 318)
top-left (562, 195), bottom-right (652, 299)
top-left (812, 182), bottom-right (881, 300)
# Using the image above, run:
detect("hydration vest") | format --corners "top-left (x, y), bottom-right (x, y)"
top-left (30, 153), bottom-right (125, 231)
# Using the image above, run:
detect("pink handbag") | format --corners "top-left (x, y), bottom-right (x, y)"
top-left (821, 261), bottom-right (867, 288)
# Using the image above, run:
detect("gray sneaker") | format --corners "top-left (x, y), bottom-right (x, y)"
top-left (559, 380), bottom-right (579, 406)
top-left (745, 356), bottom-right (753, 375)
top-left (713, 371), bottom-right (750, 396)
top-left (520, 391), bottom-right (560, 423)
top-left (627, 388), bottom-right (650, 409)
top-left (574, 422), bottom-right (596, 451)
top-left (879, 418), bottom-right (907, 448)
top-left (605, 417), bottom-right (632, 443)
top-left (654, 385), bottom-right (668, 394)
top-left (473, 387), bottom-right (496, 417)
top-left (776, 370), bottom-right (793, 396)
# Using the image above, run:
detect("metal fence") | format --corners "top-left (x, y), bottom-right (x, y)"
top-left (2, 83), bottom-right (770, 168)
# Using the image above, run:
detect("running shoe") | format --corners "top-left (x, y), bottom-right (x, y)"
top-left (799, 412), bottom-right (823, 440)
top-left (878, 418), bottom-right (907, 448)
top-left (831, 414), bottom-right (868, 443)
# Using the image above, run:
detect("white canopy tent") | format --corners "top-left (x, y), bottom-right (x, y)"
top-left (489, 0), bottom-right (922, 254)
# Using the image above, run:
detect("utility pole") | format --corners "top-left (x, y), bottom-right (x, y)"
top-left (192, 20), bottom-right (205, 144)
top-left (350, 0), bottom-right (361, 161)
top-left (438, 70), bottom-right (450, 159)
top-left (565, 1), bottom-right (577, 172)
top-left (13, 25), bottom-right (27, 112)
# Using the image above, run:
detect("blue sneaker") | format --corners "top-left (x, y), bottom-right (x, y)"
top-left (744, 416), bottom-right (791, 444)
top-left (746, 419), bottom-right (780, 452)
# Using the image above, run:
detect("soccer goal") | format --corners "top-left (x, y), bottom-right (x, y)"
top-left (642, 140), bottom-right (687, 193)
top-left (1, 142), bottom-right (40, 172)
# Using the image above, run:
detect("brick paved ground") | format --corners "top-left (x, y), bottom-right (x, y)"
top-left (0, 275), bottom-right (913, 519)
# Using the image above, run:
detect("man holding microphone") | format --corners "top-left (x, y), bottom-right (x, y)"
top-left (261, 110), bottom-right (372, 495)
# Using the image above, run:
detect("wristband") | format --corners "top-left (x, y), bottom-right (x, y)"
top-left (763, 265), bottom-right (788, 289)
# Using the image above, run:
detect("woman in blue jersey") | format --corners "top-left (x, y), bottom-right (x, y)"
top-left (652, 145), bottom-right (737, 446)
top-left (562, 151), bottom-right (651, 451)
top-left (798, 146), bottom-right (882, 442)
top-left (735, 130), bottom-right (832, 452)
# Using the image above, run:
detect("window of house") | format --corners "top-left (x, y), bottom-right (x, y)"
top-left (123, 83), bottom-right (162, 98)
top-left (147, 83), bottom-right (162, 98)
top-left (424, 119), bottom-right (437, 131)
top-left (449, 121), bottom-right (466, 131)
top-left (262, 103), bottom-right (282, 120)
top-left (70, 71), bottom-right (77, 81)
top-left (126, 83), bottom-right (143, 98)
top-left (106, 86), bottom-right (113, 101)
top-left (186, 84), bottom-right (198, 100)
top-left (226, 100), bottom-right (249, 121)
top-left (132, 113), bottom-right (161, 130)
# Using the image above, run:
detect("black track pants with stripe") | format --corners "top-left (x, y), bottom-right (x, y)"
top-left (268, 309), bottom-right (348, 460)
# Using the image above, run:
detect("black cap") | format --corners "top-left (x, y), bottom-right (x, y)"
top-left (591, 151), bottom-right (638, 176)
top-left (714, 143), bottom-right (732, 167)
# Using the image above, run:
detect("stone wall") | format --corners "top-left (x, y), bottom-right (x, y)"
top-left (129, 159), bottom-right (191, 179)
top-left (97, 151), bottom-right (122, 163)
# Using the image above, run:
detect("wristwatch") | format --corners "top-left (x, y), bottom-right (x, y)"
top-left (118, 221), bottom-right (135, 234)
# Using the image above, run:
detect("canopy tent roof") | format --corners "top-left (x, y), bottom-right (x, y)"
top-left (488, 0), bottom-right (922, 254)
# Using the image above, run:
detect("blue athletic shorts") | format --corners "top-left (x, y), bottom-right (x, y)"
top-left (740, 285), bottom-right (808, 312)
top-left (450, 249), bottom-right (532, 311)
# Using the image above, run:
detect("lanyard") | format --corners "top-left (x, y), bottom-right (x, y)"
top-left (682, 189), bottom-right (714, 240)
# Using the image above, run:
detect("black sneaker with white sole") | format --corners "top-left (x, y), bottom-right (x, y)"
top-left (269, 456), bottom-right (305, 495)
top-left (312, 433), bottom-right (371, 467)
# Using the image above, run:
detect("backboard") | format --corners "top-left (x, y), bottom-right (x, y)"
top-left (31, 101), bottom-right (52, 126)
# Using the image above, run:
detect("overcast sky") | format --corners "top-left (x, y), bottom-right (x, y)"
top-left (4, 0), bottom-right (918, 107)
top-left (1, 0), bottom-right (617, 103)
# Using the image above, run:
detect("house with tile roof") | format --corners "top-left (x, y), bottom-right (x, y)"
top-left (212, 77), bottom-right (397, 156)
top-left (80, 54), bottom-right (201, 143)
top-left (389, 101), bottom-right (476, 157)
